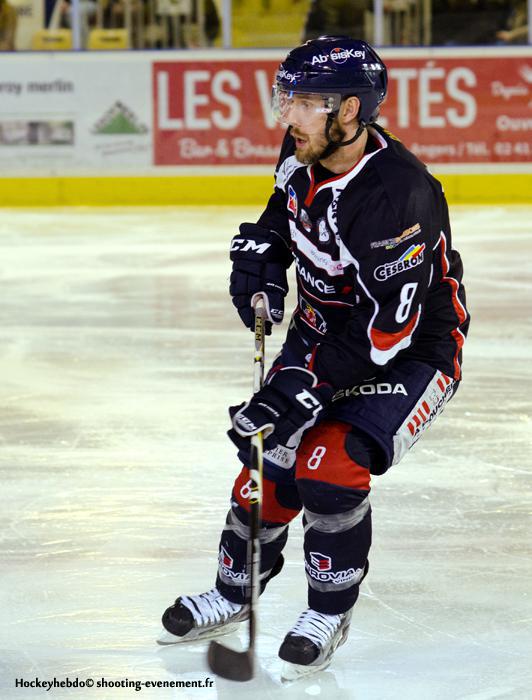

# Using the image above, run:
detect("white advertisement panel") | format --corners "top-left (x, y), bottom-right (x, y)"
top-left (0, 48), bottom-right (531, 177)
top-left (0, 53), bottom-right (152, 175)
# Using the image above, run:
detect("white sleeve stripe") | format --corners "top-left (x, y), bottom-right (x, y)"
top-left (338, 238), bottom-right (419, 367)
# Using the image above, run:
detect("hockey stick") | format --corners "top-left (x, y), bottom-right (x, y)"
top-left (207, 295), bottom-right (266, 682)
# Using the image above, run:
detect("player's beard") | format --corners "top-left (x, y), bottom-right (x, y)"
top-left (291, 120), bottom-right (346, 165)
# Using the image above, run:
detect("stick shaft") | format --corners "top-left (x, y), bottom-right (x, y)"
top-left (247, 297), bottom-right (266, 651)
top-left (207, 298), bottom-right (267, 681)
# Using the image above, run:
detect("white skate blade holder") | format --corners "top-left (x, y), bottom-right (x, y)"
top-left (156, 622), bottom-right (241, 646)
top-left (281, 658), bottom-right (333, 682)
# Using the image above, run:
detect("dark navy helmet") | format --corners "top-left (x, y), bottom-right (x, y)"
top-left (273, 36), bottom-right (387, 126)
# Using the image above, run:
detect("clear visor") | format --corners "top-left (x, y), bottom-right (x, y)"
top-left (271, 85), bottom-right (341, 127)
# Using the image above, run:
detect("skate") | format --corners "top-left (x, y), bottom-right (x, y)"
top-left (157, 587), bottom-right (249, 645)
top-left (278, 608), bottom-right (353, 681)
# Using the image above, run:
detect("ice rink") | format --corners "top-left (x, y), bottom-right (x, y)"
top-left (1, 205), bottom-right (531, 700)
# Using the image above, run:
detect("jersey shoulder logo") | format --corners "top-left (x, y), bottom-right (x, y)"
top-left (370, 222), bottom-right (421, 250)
top-left (287, 185), bottom-right (298, 217)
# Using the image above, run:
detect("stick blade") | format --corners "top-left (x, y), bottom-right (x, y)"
top-left (207, 639), bottom-right (254, 682)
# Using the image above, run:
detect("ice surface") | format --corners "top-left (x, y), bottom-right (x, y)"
top-left (0, 206), bottom-right (531, 699)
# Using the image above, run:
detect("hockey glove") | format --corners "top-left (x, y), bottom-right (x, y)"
top-left (230, 223), bottom-right (291, 334)
top-left (228, 367), bottom-right (333, 452)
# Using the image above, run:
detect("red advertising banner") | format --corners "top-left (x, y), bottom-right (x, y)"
top-left (153, 60), bottom-right (283, 166)
top-left (153, 52), bottom-right (532, 167)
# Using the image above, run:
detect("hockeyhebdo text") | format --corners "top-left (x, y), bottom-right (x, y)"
top-left (155, 64), bottom-right (478, 133)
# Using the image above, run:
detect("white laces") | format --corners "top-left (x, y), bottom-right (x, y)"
top-left (289, 609), bottom-right (342, 648)
top-left (180, 588), bottom-right (242, 626)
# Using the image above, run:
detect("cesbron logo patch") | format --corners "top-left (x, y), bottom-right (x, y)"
top-left (374, 243), bottom-right (426, 281)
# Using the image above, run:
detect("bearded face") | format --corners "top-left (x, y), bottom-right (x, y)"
top-left (290, 118), bottom-right (347, 165)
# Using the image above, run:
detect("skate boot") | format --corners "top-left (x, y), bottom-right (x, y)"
top-left (278, 608), bottom-right (353, 680)
top-left (157, 588), bottom-right (249, 645)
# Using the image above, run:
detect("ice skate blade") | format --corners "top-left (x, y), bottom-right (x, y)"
top-left (281, 659), bottom-right (331, 682)
top-left (156, 622), bottom-right (241, 646)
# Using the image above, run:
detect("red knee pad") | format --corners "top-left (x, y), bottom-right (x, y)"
top-left (232, 467), bottom-right (300, 524)
top-left (295, 421), bottom-right (371, 491)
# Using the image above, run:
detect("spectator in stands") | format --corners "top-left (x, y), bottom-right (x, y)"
top-left (303, 0), bottom-right (370, 42)
top-left (496, 1), bottom-right (528, 43)
top-left (0, 0), bottom-right (17, 50)
top-left (153, 0), bottom-right (220, 47)
top-left (187, 0), bottom-right (220, 46)
top-left (59, 0), bottom-right (97, 46)
top-left (432, 0), bottom-right (508, 45)
top-left (101, 0), bottom-right (219, 48)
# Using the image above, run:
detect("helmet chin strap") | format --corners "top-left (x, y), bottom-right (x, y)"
top-left (318, 114), bottom-right (366, 161)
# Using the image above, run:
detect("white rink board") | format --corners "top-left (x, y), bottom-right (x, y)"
top-left (1, 47), bottom-right (531, 179)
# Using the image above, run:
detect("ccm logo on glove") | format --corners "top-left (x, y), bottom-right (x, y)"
top-left (295, 388), bottom-right (324, 415)
top-left (230, 223), bottom-right (292, 335)
top-left (230, 238), bottom-right (272, 255)
top-left (228, 366), bottom-right (333, 452)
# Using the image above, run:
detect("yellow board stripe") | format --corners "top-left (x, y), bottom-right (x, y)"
top-left (0, 174), bottom-right (530, 206)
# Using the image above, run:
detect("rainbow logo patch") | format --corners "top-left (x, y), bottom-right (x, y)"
top-left (399, 244), bottom-right (425, 262)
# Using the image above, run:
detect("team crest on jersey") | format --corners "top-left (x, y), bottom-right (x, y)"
top-left (318, 218), bottom-right (330, 243)
top-left (299, 208), bottom-right (312, 232)
top-left (374, 244), bottom-right (426, 281)
top-left (287, 185), bottom-right (298, 217)
top-left (299, 293), bottom-right (327, 334)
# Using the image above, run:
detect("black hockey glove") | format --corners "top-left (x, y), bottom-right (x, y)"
top-left (230, 223), bottom-right (292, 335)
top-left (228, 367), bottom-right (333, 452)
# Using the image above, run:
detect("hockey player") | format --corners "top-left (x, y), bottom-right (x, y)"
top-left (159, 36), bottom-right (469, 679)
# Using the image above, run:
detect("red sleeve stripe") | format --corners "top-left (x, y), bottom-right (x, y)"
top-left (370, 311), bottom-right (420, 351)
top-left (439, 232), bottom-right (468, 380)
top-left (451, 328), bottom-right (466, 378)
top-left (307, 344), bottom-right (319, 372)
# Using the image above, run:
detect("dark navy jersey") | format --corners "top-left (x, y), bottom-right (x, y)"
top-left (257, 124), bottom-right (470, 390)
